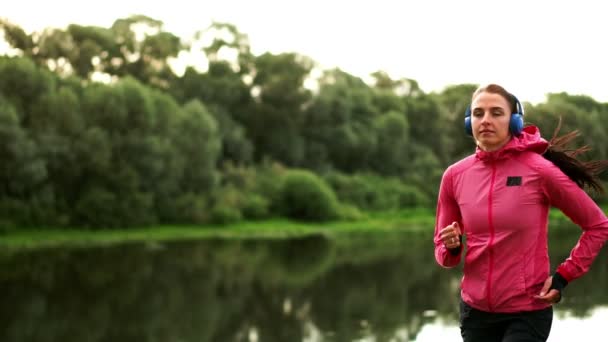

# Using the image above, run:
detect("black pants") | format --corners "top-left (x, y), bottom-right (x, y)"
top-left (460, 300), bottom-right (553, 342)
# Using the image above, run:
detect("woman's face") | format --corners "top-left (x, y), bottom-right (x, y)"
top-left (471, 91), bottom-right (512, 152)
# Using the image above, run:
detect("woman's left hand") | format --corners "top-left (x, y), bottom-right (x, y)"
top-left (534, 276), bottom-right (561, 303)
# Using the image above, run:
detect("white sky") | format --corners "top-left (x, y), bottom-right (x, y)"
top-left (2, 0), bottom-right (607, 104)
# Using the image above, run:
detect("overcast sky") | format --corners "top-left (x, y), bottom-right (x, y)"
top-left (3, 0), bottom-right (607, 104)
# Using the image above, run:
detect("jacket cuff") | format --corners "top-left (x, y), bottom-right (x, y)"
top-left (550, 272), bottom-right (569, 292)
top-left (555, 267), bottom-right (574, 282)
top-left (448, 245), bottom-right (461, 256)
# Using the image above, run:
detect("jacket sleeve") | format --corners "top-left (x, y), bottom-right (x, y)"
top-left (434, 166), bottom-right (463, 268)
top-left (541, 162), bottom-right (608, 282)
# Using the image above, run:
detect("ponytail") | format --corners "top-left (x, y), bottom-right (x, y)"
top-left (542, 119), bottom-right (608, 193)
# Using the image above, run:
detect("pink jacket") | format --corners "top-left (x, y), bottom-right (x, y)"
top-left (434, 126), bottom-right (608, 313)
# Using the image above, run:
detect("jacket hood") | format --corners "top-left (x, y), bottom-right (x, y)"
top-left (476, 125), bottom-right (549, 161)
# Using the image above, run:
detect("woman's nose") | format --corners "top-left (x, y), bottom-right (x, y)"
top-left (480, 112), bottom-right (491, 123)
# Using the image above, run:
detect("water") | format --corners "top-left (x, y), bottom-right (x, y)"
top-left (1, 224), bottom-right (606, 341)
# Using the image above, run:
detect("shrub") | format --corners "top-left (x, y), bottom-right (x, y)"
top-left (338, 204), bottom-right (364, 221)
top-left (172, 193), bottom-right (209, 224)
top-left (241, 193), bottom-right (270, 220)
top-left (277, 170), bottom-right (341, 221)
top-left (73, 188), bottom-right (120, 228)
top-left (397, 184), bottom-right (431, 207)
top-left (209, 186), bottom-right (243, 225)
top-left (324, 172), bottom-right (430, 210)
top-left (210, 205), bottom-right (242, 225)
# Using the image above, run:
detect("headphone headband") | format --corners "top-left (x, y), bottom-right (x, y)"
top-left (512, 95), bottom-right (524, 116)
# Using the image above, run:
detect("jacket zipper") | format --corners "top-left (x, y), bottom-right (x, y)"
top-left (486, 163), bottom-right (497, 311)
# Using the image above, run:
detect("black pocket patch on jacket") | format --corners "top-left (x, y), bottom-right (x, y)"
top-left (506, 176), bottom-right (522, 186)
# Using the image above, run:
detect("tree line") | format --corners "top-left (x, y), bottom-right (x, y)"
top-left (1, 16), bottom-right (607, 228)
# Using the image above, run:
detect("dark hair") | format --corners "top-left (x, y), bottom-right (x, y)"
top-left (472, 84), bottom-right (518, 114)
top-left (474, 84), bottom-right (608, 193)
top-left (543, 119), bottom-right (608, 193)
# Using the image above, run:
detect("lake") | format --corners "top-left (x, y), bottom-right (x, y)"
top-left (1, 222), bottom-right (607, 341)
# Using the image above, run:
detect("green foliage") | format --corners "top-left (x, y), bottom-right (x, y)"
top-left (337, 204), bottom-right (365, 221)
top-left (324, 172), bottom-right (431, 211)
top-left (0, 95), bottom-right (47, 202)
top-left (199, 21), bottom-right (253, 73)
top-left (0, 19), bottom-right (33, 51)
top-left (528, 94), bottom-right (608, 162)
top-left (0, 198), bottom-right (25, 229)
top-left (210, 186), bottom-right (243, 225)
top-left (241, 193), bottom-right (270, 220)
top-left (0, 57), bottom-right (56, 117)
top-left (403, 145), bottom-right (443, 201)
top-left (209, 105), bottom-right (254, 165)
top-left (277, 170), bottom-right (341, 222)
top-left (404, 93), bottom-right (445, 162)
top-left (247, 53), bottom-right (313, 165)
top-left (210, 205), bottom-right (242, 225)
top-left (253, 161), bottom-right (287, 211)
top-left (207, 164), bottom-right (279, 222)
top-left (2, 18), bottom-right (608, 229)
top-left (171, 193), bottom-right (208, 224)
top-left (302, 69), bottom-right (380, 172)
top-left (434, 84), bottom-right (478, 163)
top-left (178, 99), bottom-right (221, 193)
top-left (73, 188), bottom-right (120, 228)
top-left (371, 110), bottom-right (410, 175)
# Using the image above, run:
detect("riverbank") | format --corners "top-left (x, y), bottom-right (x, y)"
top-left (0, 208), bottom-right (435, 250)
top-left (0, 207), bottom-right (585, 251)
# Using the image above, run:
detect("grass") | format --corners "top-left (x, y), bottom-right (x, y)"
top-left (1, 204), bottom-right (602, 251)
top-left (0, 208), bottom-right (436, 251)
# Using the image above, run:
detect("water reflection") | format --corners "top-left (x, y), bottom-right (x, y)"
top-left (1, 223), bottom-right (606, 342)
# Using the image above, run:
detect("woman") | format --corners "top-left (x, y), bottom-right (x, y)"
top-left (434, 84), bottom-right (608, 342)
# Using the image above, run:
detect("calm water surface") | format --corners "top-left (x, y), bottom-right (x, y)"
top-left (1, 223), bottom-right (607, 341)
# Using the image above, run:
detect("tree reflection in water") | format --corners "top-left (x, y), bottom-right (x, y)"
top-left (1, 223), bottom-right (606, 342)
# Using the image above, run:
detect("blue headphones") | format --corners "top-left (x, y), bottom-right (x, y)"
top-left (464, 95), bottom-right (524, 136)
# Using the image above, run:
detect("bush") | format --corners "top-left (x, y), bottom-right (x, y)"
top-left (210, 205), bottom-right (242, 225)
top-left (218, 161), bottom-right (281, 219)
top-left (324, 172), bottom-right (375, 209)
top-left (209, 186), bottom-right (243, 225)
top-left (277, 170), bottom-right (341, 222)
top-left (397, 184), bottom-right (431, 207)
top-left (338, 204), bottom-right (364, 221)
top-left (73, 188), bottom-right (120, 228)
top-left (0, 198), bottom-right (24, 230)
top-left (172, 193), bottom-right (209, 224)
top-left (254, 161), bottom-right (286, 213)
top-left (241, 193), bottom-right (270, 220)
top-left (324, 172), bottom-right (430, 210)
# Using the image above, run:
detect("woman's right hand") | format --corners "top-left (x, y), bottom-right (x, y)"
top-left (440, 221), bottom-right (462, 249)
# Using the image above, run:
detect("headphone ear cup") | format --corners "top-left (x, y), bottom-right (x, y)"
top-left (510, 113), bottom-right (524, 135)
top-left (464, 116), bottom-right (472, 136)
top-left (464, 107), bottom-right (473, 136)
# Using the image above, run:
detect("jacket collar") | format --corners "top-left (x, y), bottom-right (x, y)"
top-left (475, 126), bottom-right (549, 162)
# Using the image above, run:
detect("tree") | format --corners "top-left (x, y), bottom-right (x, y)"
top-left (434, 84), bottom-right (479, 164)
top-left (1, 16), bottom-right (184, 88)
top-left (528, 93), bottom-right (608, 162)
top-left (371, 111), bottom-right (410, 175)
top-left (0, 98), bottom-right (47, 225)
top-left (302, 69), bottom-right (379, 172)
top-left (247, 52), bottom-right (313, 166)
